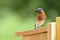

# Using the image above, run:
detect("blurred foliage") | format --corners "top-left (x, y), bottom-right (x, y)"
top-left (0, 0), bottom-right (60, 19)
top-left (0, 0), bottom-right (60, 40)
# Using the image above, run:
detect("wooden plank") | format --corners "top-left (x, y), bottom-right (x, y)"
top-left (47, 22), bottom-right (56, 40)
top-left (23, 35), bottom-right (33, 40)
top-left (32, 33), bottom-right (47, 40)
top-left (51, 22), bottom-right (56, 40)
top-left (47, 23), bottom-right (51, 40)
top-left (56, 17), bottom-right (60, 40)
top-left (15, 27), bottom-right (47, 36)
top-left (23, 32), bottom-right (47, 40)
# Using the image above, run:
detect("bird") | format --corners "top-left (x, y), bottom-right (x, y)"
top-left (34, 8), bottom-right (46, 29)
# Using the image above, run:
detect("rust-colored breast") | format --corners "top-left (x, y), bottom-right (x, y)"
top-left (37, 13), bottom-right (45, 21)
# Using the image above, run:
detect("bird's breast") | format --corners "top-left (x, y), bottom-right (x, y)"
top-left (37, 13), bottom-right (45, 21)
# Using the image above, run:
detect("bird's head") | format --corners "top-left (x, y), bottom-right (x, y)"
top-left (35, 8), bottom-right (43, 13)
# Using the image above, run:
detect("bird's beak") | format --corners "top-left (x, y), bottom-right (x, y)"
top-left (35, 10), bottom-right (41, 13)
top-left (35, 10), bottom-right (38, 12)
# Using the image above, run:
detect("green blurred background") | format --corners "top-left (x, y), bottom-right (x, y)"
top-left (0, 0), bottom-right (60, 40)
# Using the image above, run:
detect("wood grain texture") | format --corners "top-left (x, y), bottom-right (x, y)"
top-left (47, 22), bottom-right (56, 40)
top-left (56, 17), bottom-right (60, 40)
top-left (15, 27), bottom-right (47, 36)
top-left (23, 32), bottom-right (47, 40)
top-left (47, 23), bottom-right (51, 40)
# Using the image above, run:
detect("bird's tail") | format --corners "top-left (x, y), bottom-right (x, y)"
top-left (34, 24), bottom-right (38, 29)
